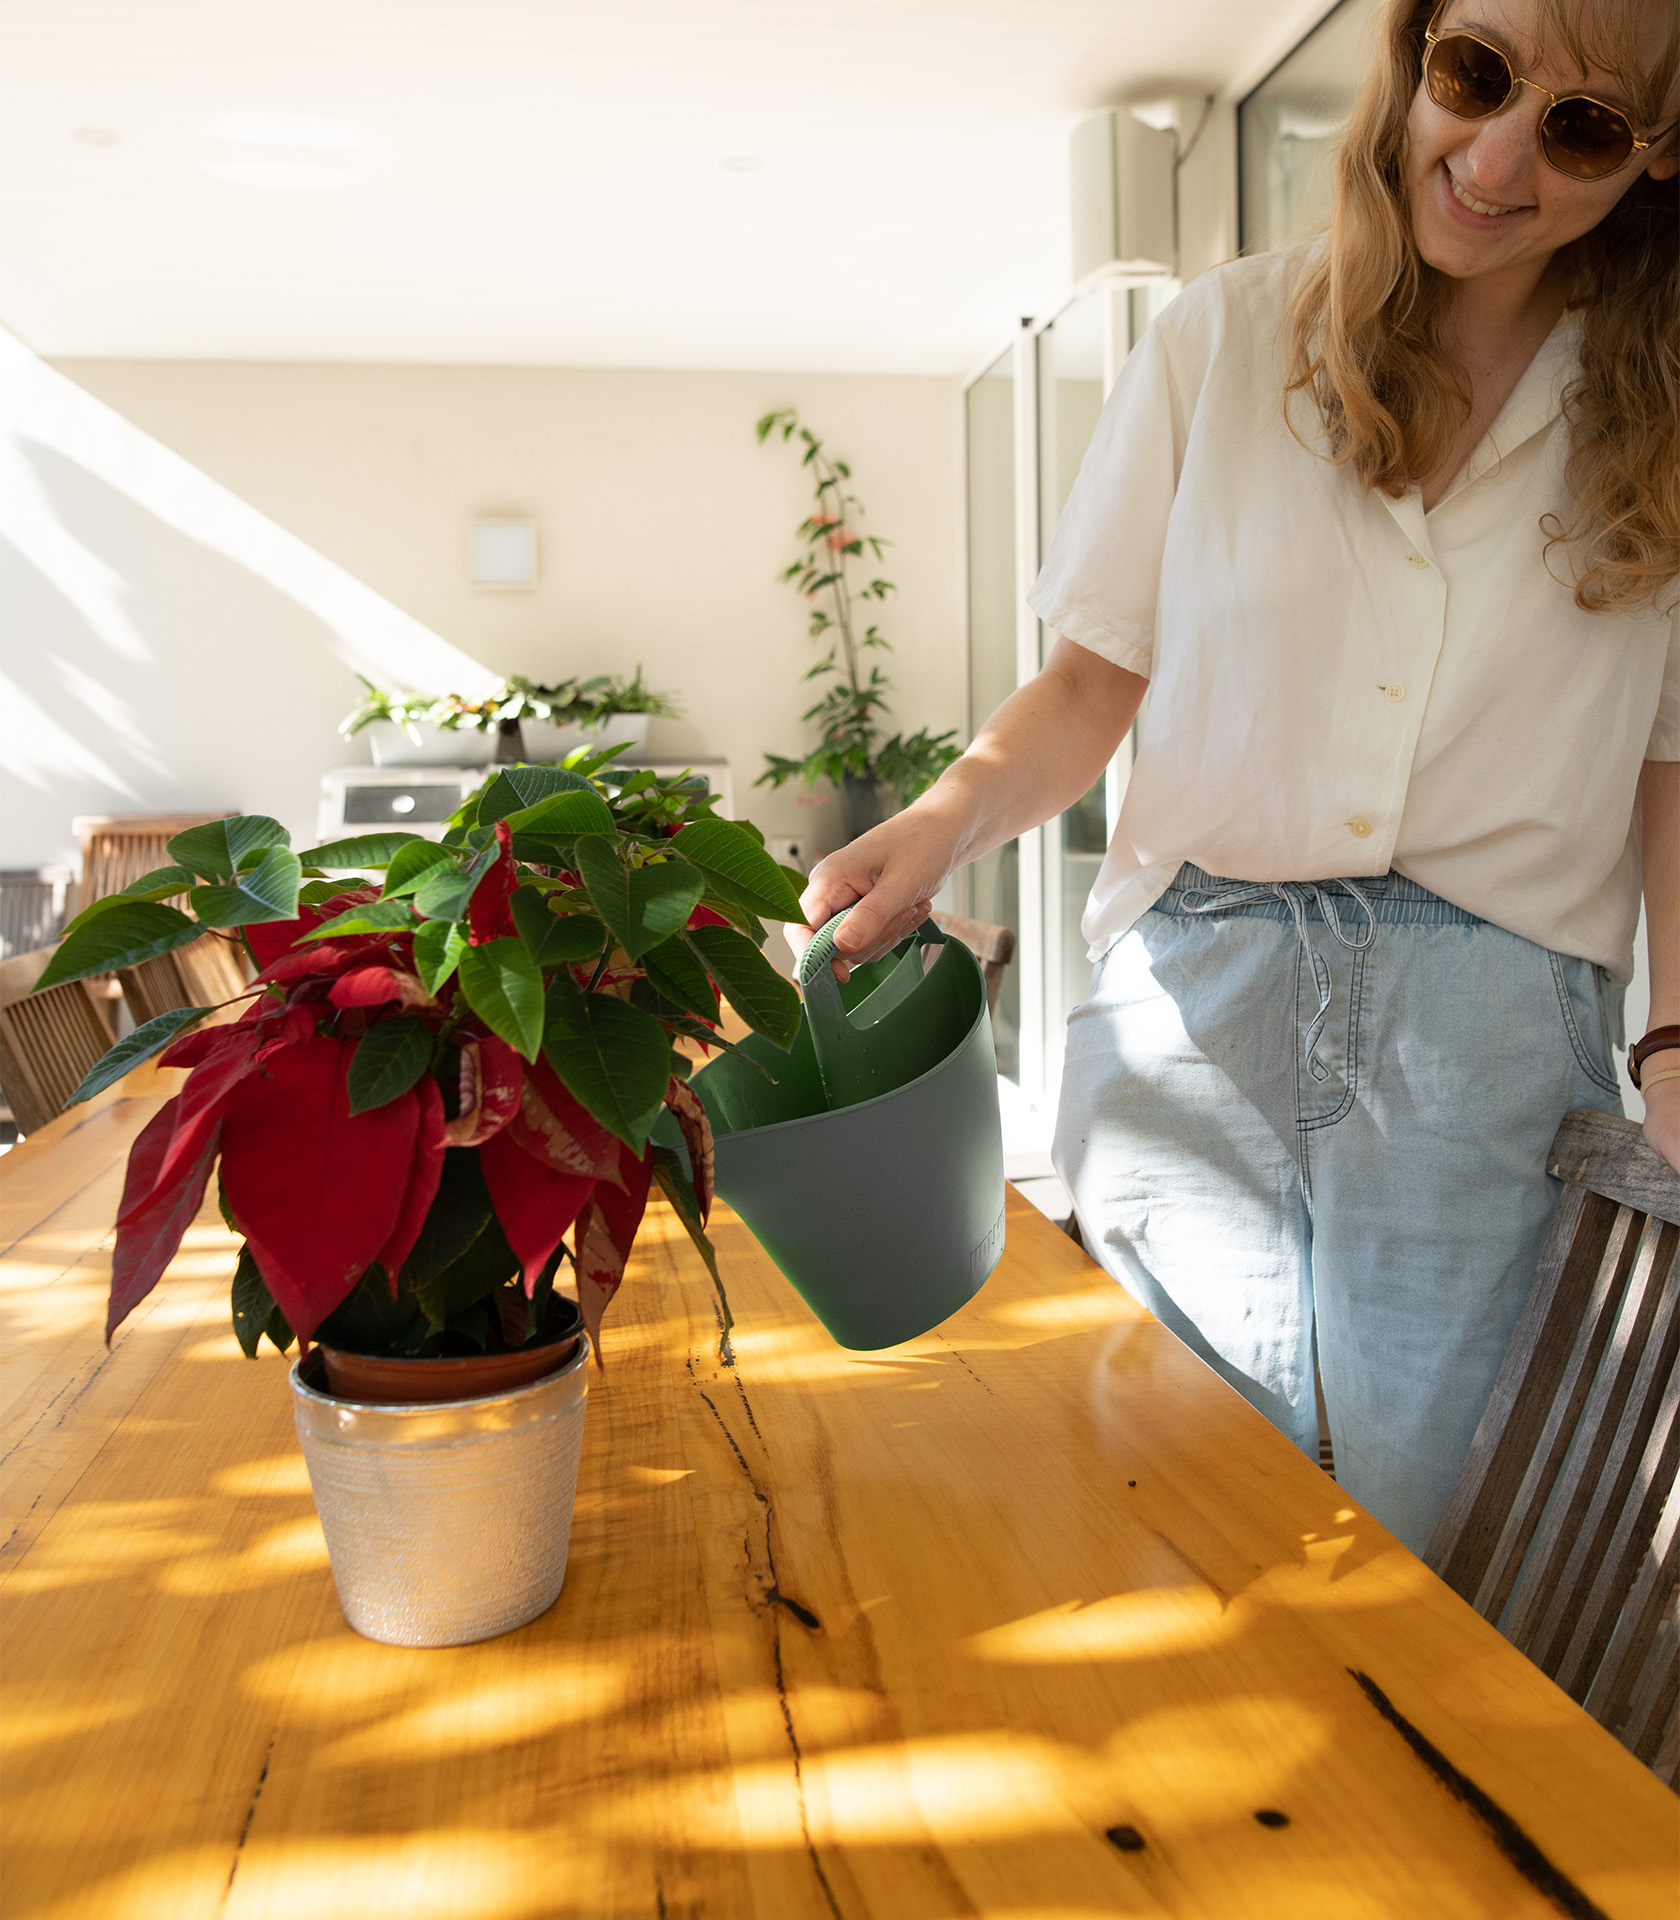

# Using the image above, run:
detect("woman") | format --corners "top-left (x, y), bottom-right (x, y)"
top-left (796, 0), bottom-right (1679, 1553)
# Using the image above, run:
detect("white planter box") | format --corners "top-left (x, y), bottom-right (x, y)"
top-left (518, 712), bottom-right (651, 764)
top-left (366, 721), bottom-right (494, 768)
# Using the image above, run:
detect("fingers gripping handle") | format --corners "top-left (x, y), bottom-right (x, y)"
top-left (797, 909), bottom-right (946, 1110)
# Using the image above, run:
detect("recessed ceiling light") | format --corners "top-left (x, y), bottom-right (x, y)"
top-left (196, 111), bottom-right (391, 190)
top-left (722, 154), bottom-right (763, 173)
top-left (73, 127), bottom-right (120, 146)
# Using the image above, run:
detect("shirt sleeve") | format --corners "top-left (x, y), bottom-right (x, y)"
top-left (1025, 318), bottom-right (1188, 680)
top-left (1648, 608), bottom-right (1680, 759)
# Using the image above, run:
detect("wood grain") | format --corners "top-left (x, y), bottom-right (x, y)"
top-left (2, 1090), bottom-right (1677, 1919)
top-left (1550, 1109), bottom-right (1680, 1229)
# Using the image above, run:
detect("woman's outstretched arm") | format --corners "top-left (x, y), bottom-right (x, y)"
top-left (795, 638), bottom-right (1148, 973)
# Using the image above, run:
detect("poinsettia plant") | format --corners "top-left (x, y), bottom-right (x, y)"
top-left (36, 757), bottom-right (809, 1367)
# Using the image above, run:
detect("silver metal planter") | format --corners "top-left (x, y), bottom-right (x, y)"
top-left (290, 1339), bottom-right (589, 1648)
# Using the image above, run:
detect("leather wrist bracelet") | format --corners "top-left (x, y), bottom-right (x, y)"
top-left (1629, 1025), bottom-right (1680, 1089)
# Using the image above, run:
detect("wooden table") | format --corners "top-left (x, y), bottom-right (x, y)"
top-left (3, 1068), bottom-right (1675, 1919)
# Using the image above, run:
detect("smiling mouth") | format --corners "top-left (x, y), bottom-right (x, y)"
top-left (1445, 163), bottom-right (1530, 218)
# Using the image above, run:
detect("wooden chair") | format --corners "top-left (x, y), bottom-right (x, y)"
top-left (71, 811), bottom-right (229, 912)
top-left (1426, 1109), bottom-right (1680, 1784)
top-left (0, 948), bottom-right (113, 1137)
top-left (119, 936), bottom-right (250, 1026)
top-left (72, 812), bottom-right (231, 1036)
top-left (932, 912), bottom-right (1016, 1017)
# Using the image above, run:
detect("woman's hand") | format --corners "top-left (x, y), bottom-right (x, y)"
top-left (792, 796), bottom-right (969, 979)
top-left (1643, 1075), bottom-right (1680, 1175)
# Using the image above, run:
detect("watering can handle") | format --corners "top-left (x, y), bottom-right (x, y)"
top-left (797, 908), bottom-right (946, 1108)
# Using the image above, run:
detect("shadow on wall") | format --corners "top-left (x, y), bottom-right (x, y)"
top-left (0, 332), bottom-right (493, 872)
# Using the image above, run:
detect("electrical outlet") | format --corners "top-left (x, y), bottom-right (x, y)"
top-left (769, 836), bottom-right (809, 873)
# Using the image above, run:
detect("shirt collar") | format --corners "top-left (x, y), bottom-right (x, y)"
top-left (1448, 307), bottom-right (1583, 499)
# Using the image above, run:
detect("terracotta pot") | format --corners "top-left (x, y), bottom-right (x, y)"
top-left (319, 1331), bottom-right (580, 1405)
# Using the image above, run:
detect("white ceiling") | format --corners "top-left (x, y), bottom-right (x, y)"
top-left (1, 0), bottom-right (1328, 374)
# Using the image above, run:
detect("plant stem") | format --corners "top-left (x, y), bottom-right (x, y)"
top-left (584, 938), bottom-right (616, 994)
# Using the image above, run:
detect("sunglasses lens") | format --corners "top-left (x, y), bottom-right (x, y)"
top-left (1426, 34), bottom-right (1512, 117)
top-left (1542, 95), bottom-right (1636, 178)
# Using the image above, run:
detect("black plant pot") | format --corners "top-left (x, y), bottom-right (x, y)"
top-left (841, 774), bottom-right (894, 843)
top-left (494, 718), bottom-right (527, 763)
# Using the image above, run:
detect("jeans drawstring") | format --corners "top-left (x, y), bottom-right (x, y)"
top-left (1179, 878), bottom-right (1379, 1080)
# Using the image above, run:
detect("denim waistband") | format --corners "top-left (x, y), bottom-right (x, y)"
top-left (1158, 862), bottom-right (1486, 929)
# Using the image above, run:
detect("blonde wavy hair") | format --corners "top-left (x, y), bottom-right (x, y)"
top-left (1285, 0), bottom-right (1679, 612)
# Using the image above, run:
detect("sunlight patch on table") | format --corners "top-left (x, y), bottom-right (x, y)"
top-left (29, 1834), bottom-right (574, 1920)
top-left (314, 1665), bottom-right (628, 1767)
top-left (966, 1586), bottom-right (1235, 1665)
top-left (0, 1696), bottom-right (149, 1754)
top-left (214, 1454), bottom-right (312, 1497)
top-left (157, 1515), bottom-right (327, 1594)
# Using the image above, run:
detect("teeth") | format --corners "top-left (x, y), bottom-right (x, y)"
top-left (1448, 170), bottom-right (1523, 217)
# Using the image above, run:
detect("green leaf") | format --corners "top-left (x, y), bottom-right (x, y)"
top-left (411, 861), bottom-right (481, 922)
top-left (573, 838), bottom-right (705, 962)
top-left (167, 815), bottom-right (290, 881)
top-left (651, 1144), bottom-right (732, 1356)
top-left (686, 925), bottom-right (800, 1048)
top-left (503, 788), bottom-right (616, 838)
top-left (476, 765), bottom-right (593, 826)
top-left (303, 895), bottom-right (417, 941)
top-left (188, 846), bottom-right (303, 928)
top-left (412, 868), bottom-right (479, 924)
top-left (64, 1005), bottom-right (213, 1106)
top-left (640, 934), bottom-right (721, 1023)
top-left (294, 832), bottom-right (426, 870)
top-left (511, 890), bottom-right (607, 968)
top-left (410, 1219), bottom-right (521, 1330)
top-left (346, 1016), bottom-right (434, 1115)
top-left (458, 937), bottom-right (545, 1060)
top-left (34, 902), bottom-right (202, 989)
top-left (401, 1150), bottom-right (500, 1288)
top-left (667, 817), bottom-right (805, 921)
top-left (114, 864), bottom-right (195, 902)
top-left (542, 976), bottom-right (671, 1151)
top-left (381, 839), bottom-right (455, 896)
top-left (413, 916), bottom-right (470, 994)
top-left (232, 1247), bottom-right (294, 1358)
top-left (314, 1263), bottom-right (429, 1356)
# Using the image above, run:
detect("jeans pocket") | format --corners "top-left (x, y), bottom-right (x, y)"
top-left (1548, 951), bottom-right (1622, 1097)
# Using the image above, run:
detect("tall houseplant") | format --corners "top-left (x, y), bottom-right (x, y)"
top-left (754, 410), bottom-right (958, 840)
top-left (38, 757), bottom-right (805, 1368)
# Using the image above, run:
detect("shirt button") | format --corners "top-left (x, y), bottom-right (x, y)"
top-left (1381, 683), bottom-right (1406, 703)
top-left (1408, 553), bottom-right (1429, 569)
top-left (1347, 817), bottom-right (1373, 838)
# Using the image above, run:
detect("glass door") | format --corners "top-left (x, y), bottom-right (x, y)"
top-left (962, 346), bottom-right (1021, 1079)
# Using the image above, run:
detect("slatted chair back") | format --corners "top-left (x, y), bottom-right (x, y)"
top-left (71, 811), bottom-right (228, 913)
top-left (0, 948), bottom-right (112, 1137)
top-left (119, 936), bottom-right (250, 1026)
top-left (931, 912), bottom-right (1016, 1018)
top-left (1425, 1108), bottom-right (1680, 1783)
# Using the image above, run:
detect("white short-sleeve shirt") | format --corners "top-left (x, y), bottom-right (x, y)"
top-left (1027, 248), bottom-right (1680, 983)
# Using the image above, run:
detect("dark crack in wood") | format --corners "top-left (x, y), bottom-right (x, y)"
top-left (1349, 1671), bottom-right (1609, 1920)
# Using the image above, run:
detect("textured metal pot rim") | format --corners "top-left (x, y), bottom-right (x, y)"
top-left (291, 1335), bottom-right (590, 1447)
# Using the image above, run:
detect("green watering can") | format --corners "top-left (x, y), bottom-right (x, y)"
top-left (669, 909), bottom-right (1007, 1350)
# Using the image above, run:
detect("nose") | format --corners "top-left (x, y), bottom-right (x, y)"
top-left (1460, 81), bottom-right (1547, 195)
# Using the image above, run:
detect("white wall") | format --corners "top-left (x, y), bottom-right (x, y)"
top-left (1, 331), bottom-right (500, 875)
top-left (43, 357), bottom-right (965, 865)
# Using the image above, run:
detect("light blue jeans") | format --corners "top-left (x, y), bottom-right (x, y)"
top-left (1054, 862), bottom-right (1624, 1555)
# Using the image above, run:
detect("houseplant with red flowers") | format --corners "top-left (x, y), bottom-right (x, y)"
top-left (40, 757), bottom-right (805, 1367)
top-left (34, 758), bottom-right (808, 1645)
